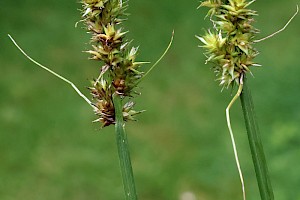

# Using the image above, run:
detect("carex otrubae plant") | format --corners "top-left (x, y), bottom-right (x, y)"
top-left (197, 0), bottom-right (298, 199)
top-left (81, 0), bottom-right (147, 199)
top-left (197, 0), bottom-right (274, 200)
top-left (81, 0), bottom-right (173, 199)
top-left (82, 0), bottom-right (145, 127)
top-left (8, 0), bottom-right (172, 199)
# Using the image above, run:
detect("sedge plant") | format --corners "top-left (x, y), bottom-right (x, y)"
top-left (197, 0), bottom-right (298, 199)
top-left (9, 0), bottom-right (173, 199)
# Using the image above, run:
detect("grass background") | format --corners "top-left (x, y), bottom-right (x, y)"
top-left (1, 0), bottom-right (300, 199)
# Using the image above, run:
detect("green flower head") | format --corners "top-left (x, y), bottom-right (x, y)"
top-left (198, 0), bottom-right (260, 89)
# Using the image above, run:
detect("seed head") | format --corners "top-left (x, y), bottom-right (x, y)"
top-left (198, 0), bottom-right (260, 88)
top-left (82, 0), bottom-right (144, 127)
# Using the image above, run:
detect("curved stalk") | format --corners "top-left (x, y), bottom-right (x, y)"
top-left (240, 76), bottom-right (274, 200)
top-left (112, 94), bottom-right (138, 200)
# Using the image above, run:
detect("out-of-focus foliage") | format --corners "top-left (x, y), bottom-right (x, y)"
top-left (0, 0), bottom-right (300, 199)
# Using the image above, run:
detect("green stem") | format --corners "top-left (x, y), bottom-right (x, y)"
top-left (240, 76), bottom-right (274, 200)
top-left (112, 94), bottom-right (138, 200)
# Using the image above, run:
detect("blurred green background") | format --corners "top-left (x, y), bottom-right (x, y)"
top-left (1, 0), bottom-right (300, 199)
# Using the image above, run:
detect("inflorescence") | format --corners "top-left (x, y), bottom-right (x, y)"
top-left (197, 0), bottom-right (260, 89)
top-left (82, 0), bottom-right (144, 127)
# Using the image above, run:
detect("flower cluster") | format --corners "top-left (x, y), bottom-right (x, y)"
top-left (82, 0), bottom-right (144, 127)
top-left (197, 0), bottom-right (260, 88)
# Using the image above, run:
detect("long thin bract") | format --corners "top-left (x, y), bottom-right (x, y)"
top-left (8, 34), bottom-right (95, 109)
top-left (226, 76), bottom-right (246, 200)
top-left (254, 5), bottom-right (298, 43)
top-left (139, 30), bottom-right (174, 82)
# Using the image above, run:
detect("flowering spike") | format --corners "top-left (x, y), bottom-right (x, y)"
top-left (82, 0), bottom-right (145, 127)
top-left (198, 0), bottom-right (259, 89)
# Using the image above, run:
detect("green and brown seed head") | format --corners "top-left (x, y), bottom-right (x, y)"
top-left (198, 0), bottom-right (260, 88)
top-left (82, 0), bottom-right (144, 127)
